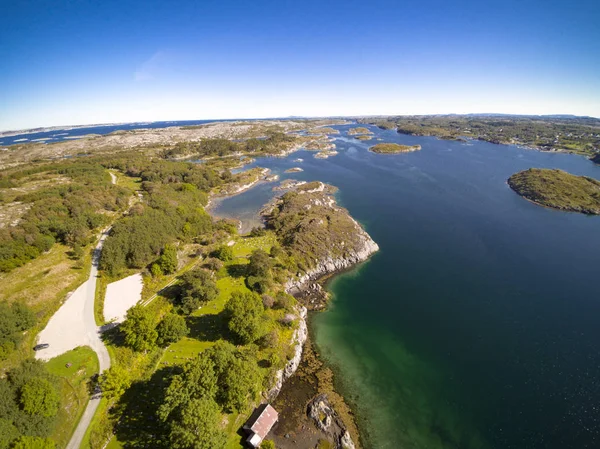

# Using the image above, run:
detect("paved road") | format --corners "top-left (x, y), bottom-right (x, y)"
top-left (66, 231), bottom-right (112, 449)
top-left (35, 174), bottom-right (117, 448)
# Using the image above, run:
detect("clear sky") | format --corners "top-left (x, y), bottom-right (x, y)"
top-left (1, 0), bottom-right (599, 130)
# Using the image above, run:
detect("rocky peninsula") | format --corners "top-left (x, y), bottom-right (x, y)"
top-left (508, 168), bottom-right (600, 215)
top-left (262, 182), bottom-right (379, 448)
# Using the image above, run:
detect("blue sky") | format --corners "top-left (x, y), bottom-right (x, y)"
top-left (1, 0), bottom-right (599, 130)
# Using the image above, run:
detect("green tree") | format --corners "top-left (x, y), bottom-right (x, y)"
top-left (247, 249), bottom-right (271, 278)
top-left (158, 355), bottom-right (218, 422)
top-left (19, 378), bottom-right (59, 417)
top-left (158, 244), bottom-right (178, 274)
top-left (150, 263), bottom-right (163, 278)
top-left (178, 269), bottom-right (218, 314)
top-left (212, 245), bottom-right (233, 262)
top-left (11, 436), bottom-right (55, 449)
top-left (224, 291), bottom-right (265, 344)
top-left (120, 305), bottom-right (157, 352)
top-left (219, 356), bottom-right (262, 413)
top-left (157, 314), bottom-right (189, 346)
top-left (246, 249), bottom-right (272, 293)
top-left (169, 397), bottom-right (226, 449)
top-left (100, 366), bottom-right (131, 400)
top-left (0, 418), bottom-right (18, 449)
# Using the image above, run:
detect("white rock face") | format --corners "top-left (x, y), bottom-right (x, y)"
top-left (267, 305), bottom-right (308, 400)
top-left (285, 229), bottom-right (379, 293)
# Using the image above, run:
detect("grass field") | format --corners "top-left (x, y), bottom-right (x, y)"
top-left (46, 346), bottom-right (99, 449)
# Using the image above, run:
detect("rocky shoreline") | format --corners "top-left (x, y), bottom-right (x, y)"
top-left (262, 186), bottom-right (379, 449)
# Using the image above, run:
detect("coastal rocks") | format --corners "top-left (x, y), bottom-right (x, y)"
top-left (218, 168), bottom-right (270, 195)
top-left (285, 232), bottom-right (379, 294)
top-left (272, 179), bottom-right (306, 192)
top-left (285, 167), bottom-right (304, 173)
top-left (293, 158), bottom-right (304, 163)
top-left (264, 174), bottom-right (280, 182)
top-left (314, 150), bottom-right (339, 159)
top-left (308, 394), bottom-right (357, 449)
top-left (267, 305), bottom-right (308, 400)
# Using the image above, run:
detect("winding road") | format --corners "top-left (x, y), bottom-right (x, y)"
top-left (35, 172), bottom-right (117, 448)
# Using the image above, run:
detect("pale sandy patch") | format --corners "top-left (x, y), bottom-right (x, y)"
top-left (104, 273), bottom-right (143, 323)
top-left (35, 283), bottom-right (89, 361)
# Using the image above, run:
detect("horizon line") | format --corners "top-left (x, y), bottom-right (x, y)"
top-left (2, 112), bottom-right (599, 135)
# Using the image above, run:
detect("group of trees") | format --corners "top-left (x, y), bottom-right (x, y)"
top-left (176, 269), bottom-right (219, 315)
top-left (120, 306), bottom-right (189, 353)
top-left (161, 132), bottom-right (297, 160)
top-left (0, 162), bottom-right (130, 272)
top-left (0, 359), bottom-right (60, 449)
top-left (0, 302), bottom-right (36, 360)
top-left (99, 159), bottom-right (227, 276)
top-left (157, 341), bottom-right (263, 449)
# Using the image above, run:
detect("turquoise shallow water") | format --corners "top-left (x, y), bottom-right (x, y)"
top-left (212, 125), bottom-right (600, 449)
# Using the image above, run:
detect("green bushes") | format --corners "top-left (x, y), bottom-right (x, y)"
top-left (99, 160), bottom-right (220, 276)
top-left (0, 162), bottom-right (129, 272)
top-left (224, 291), bottom-right (266, 344)
top-left (212, 245), bottom-right (233, 262)
top-left (246, 249), bottom-right (272, 293)
top-left (177, 269), bottom-right (219, 315)
top-left (120, 305), bottom-right (158, 352)
top-left (0, 302), bottom-right (36, 360)
top-left (157, 314), bottom-right (189, 347)
top-left (0, 360), bottom-right (60, 447)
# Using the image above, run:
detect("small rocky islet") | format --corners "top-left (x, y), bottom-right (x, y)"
top-left (369, 142), bottom-right (422, 153)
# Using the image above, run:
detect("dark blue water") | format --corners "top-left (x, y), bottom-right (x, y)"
top-left (212, 125), bottom-right (600, 449)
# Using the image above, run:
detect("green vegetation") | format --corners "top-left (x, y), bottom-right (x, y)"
top-left (224, 291), bottom-right (266, 344)
top-left (45, 347), bottom-right (99, 448)
top-left (157, 314), bottom-right (190, 346)
top-left (92, 231), bottom-right (300, 448)
top-left (360, 115), bottom-right (600, 155)
top-left (355, 135), bottom-right (372, 141)
top-left (508, 168), bottom-right (600, 214)
top-left (307, 127), bottom-right (339, 135)
top-left (265, 184), bottom-right (374, 276)
top-left (120, 305), bottom-right (158, 352)
top-left (0, 359), bottom-right (61, 447)
top-left (0, 163), bottom-right (130, 272)
top-left (177, 269), bottom-right (219, 314)
top-left (0, 302), bottom-right (35, 360)
top-left (347, 127), bottom-right (372, 135)
top-left (161, 133), bottom-right (297, 160)
top-left (369, 143), bottom-right (421, 154)
top-left (99, 159), bottom-right (223, 275)
top-left (0, 128), bottom-right (372, 449)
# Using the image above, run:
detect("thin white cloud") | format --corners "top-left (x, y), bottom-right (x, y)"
top-left (134, 51), bottom-right (165, 81)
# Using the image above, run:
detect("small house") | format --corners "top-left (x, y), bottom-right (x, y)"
top-left (243, 403), bottom-right (278, 447)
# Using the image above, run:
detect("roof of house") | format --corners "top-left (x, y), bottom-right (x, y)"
top-left (244, 403), bottom-right (278, 440)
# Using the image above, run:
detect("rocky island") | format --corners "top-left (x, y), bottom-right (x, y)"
top-left (369, 142), bottom-right (421, 153)
top-left (285, 167), bottom-right (304, 173)
top-left (348, 127), bottom-right (373, 136)
top-left (508, 168), bottom-right (600, 215)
